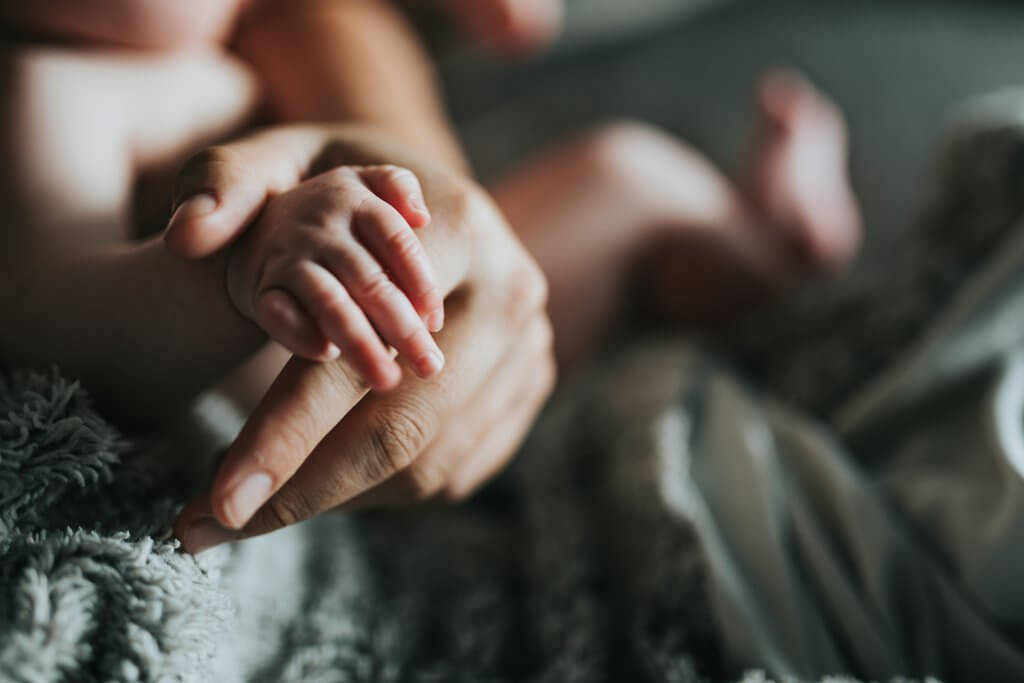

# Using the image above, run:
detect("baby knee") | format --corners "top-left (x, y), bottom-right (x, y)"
top-left (573, 121), bottom-right (702, 187)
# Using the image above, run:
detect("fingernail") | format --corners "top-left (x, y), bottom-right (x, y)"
top-left (182, 517), bottom-right (238, 554)
top-left (167, 194), bottom-right (218, 230)
top-left (417, 348), bottom-right (445, 378)
top-left (410, 196), bottom-right (430, 221)
top-left (426, 308), bottom-right (444, 333)
top-left (326, 344), bottom-right (341, 361)
top-left (224, 472), bottom-right (273, 528)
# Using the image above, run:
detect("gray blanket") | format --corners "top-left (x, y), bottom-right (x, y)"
top-left (6, 74), bottom-right (1024, 683)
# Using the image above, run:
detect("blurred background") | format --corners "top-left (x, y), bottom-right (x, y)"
top-left (439, 0), bottom-right (1024, 264)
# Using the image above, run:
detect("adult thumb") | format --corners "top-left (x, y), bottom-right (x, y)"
top-left (164, 144), bottom-right (283, 258)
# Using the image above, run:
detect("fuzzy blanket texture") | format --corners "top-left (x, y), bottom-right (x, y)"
top-left (7, 67), bottom-right (1024, 683)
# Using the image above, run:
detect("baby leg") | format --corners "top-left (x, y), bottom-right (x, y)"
top-left (490, 71), bottom-right (861, 366)
top-left (490, 122), bottom-right (761, 364)
top-left (637, 70), bottom-right (862, 326)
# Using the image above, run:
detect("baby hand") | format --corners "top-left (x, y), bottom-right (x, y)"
top-left (226, 164), bottom-right (444, 390)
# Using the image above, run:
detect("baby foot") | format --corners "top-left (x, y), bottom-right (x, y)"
top-left (226, 165), bottom-right (445, 391)
top-left (750, 69), bottom-right (862, 272)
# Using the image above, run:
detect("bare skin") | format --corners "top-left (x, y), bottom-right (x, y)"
top-left (0, 1), bottom-right (554, 547)
top-left (186, 69), bottom-right (861, 410)
top-left (436, 0), bottom-right (565, 53)
top-left (220, 162), bottom-right (446, 389)
top-left (167, 69), bottom-right (861, 544)
top-left (750, 69), bottom-right (861, 271)
top-left (0, 0), bottom-right (469, 416)
top-left (0, 0), bottom-right (566, 55)
top-left (0, 48), bottom-right (264, 421)
top-left (495, 70), bottom-right (861, 362)
top-left (0, 0), bottom-right (859, 551)
top-left (0, 39), bottom-right (553, 535)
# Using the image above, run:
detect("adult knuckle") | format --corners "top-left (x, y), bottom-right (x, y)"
top-left (174, 146), bottom-right (240, 199)
top-left (365, 408), bottom-right (431, 479)
top-left (180, 145), bottom-right (238, 178)
top-left (263, 492), bottom-right (310, 529)
top-left (261, 416), bottom-right (315, 471)
top-left (441, 181), bottom-right (481, 242)
top-left (399, 461), bottom-right (449, 502)
top-left (503, 260), bottom-right (549, 324)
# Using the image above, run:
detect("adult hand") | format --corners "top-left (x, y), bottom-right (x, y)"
top-left (171, 125), bottom-right (555, 552)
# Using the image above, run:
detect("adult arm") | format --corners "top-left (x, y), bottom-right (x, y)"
top-left (235, 0), bottom-right (468, 172)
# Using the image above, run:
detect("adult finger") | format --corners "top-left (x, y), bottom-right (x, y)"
top-left (165, 129), bottom-right (322, 257)
top-left (176, 353), bottom-right (368, 548)
top-left (241, 248), bottom-right (548, 537)
top-left (344, 313), bottom-right (555, 509)
top-left (444, 352), bottom-right (554, 499)
top-left (442, 316), bottom-right (555, 499)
